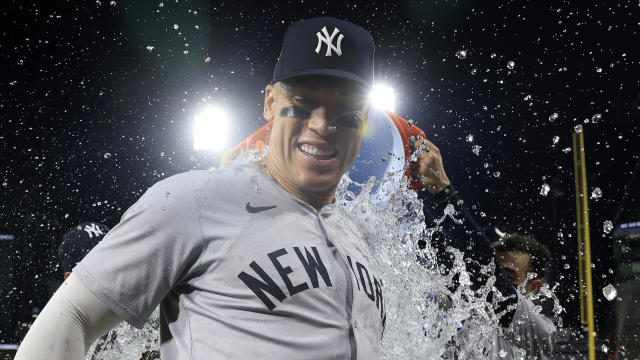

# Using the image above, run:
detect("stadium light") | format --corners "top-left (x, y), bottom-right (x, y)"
top-left (193, 106), bottom-right (229, 151)
top-left (369, 85), bottom-right (396, 112)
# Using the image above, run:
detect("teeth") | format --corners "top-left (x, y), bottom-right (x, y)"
top-left (300, 144), bottom-right (336, 157)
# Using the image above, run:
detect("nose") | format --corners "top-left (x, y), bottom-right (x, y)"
top-left (307, 107), bottom-right (337, 136)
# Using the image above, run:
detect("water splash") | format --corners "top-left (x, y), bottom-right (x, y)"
top-left (86, 308), bottom-right (160, 359)
top-left (88, 149), bottom-right (562, 359)
top-left (333, 170), bottom-right (530, 359)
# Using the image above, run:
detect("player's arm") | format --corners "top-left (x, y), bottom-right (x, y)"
top-left (414, 138), bottom-right (518, 327)
top-left (14, 273), bottom-right (122, 360)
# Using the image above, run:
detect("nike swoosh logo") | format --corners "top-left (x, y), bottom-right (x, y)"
top-left (246, 202), bottom-right (277, 213)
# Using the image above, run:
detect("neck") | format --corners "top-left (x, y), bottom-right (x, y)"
top-left (260, 155), bottom-right (336, 211)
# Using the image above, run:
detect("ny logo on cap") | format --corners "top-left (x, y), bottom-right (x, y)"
top-left (315, 26), bottom-right (344, 56)
top-left (83, 223), bottom-right (104, 239)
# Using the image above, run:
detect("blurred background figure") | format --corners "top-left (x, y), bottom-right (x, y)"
top-left (58, 222), bottom-right (110, 280)
top-left (491, 233), bottom-right (557, 359)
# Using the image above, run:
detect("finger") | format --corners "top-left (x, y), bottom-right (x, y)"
top-left (421, 139), bottom-right (440, 154)
top-left (413, 138), bottom-right (429, 153)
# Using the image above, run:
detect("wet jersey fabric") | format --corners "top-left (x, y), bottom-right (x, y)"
top-left (450, 294), bottom-right (557, 359)
top-left (74, 164), bottom-right (386, 360)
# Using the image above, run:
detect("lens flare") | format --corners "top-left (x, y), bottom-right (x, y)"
top-left (193, 106), bottom-right (229, 151)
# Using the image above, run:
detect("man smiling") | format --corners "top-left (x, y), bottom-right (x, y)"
top-left (16, 17), bottom-right (398, 360)
top-left (263, 75), bottom-right (369, 210)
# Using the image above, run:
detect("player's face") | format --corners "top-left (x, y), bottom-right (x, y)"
top-left (495, 251), bottom-right (531, 288)
top-left (263, 76), bottom-right (368, 205)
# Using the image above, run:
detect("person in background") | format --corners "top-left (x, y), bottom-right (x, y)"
top-left (416, 142), bottom-right (557, 358)
top-left (488, 233), bottom-right (557, 359)
top-left (58, 222), bottom-right (110, 280)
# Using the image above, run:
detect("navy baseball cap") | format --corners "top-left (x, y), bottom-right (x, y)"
top-left (272, 17), bottom-right (375, 87)
top-left (58, 221), bottom-right (110, 273)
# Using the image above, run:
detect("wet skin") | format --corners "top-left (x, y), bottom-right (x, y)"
top-left (262, 75), bottom-right (369, 211)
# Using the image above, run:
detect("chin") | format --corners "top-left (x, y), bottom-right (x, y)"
top-left (296, 172), bottom-right (342, 193)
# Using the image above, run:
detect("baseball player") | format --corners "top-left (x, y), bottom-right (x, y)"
top-left (17, 15), bottom-right (527, 359)
top-left (17, 17), bottom-right (445, 359)
top-left (58, 222), bottom-right (110, 280)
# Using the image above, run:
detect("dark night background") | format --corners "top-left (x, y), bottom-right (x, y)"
top-left (1, 0), bottom-right (639, 353)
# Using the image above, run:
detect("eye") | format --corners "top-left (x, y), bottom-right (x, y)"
top-left (336, 112), bottom-right (362, 129)
top-left (280, 106), bottom-right (311, 119)
top-left (292, 96), bottom-right (316, 108)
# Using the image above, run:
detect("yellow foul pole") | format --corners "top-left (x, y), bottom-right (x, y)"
top-left (572, 129), bottom-right (596, 360)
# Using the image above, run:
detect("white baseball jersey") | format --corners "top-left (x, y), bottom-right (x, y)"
top-left (450, 294), bottom-right (556, 359)
top-left (74, 163), bottom-right (386, 359)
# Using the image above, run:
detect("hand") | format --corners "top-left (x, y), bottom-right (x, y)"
top-left (414, 138), bottom-right (451, 194)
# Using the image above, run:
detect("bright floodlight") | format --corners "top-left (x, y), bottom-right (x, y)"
top-left (193, 106), bottom-right (229, 151)
top-left (369, 85), bottom-right (396, 112)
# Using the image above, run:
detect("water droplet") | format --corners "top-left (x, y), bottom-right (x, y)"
top-left (470, 68), bottom-right (477, 75)
top-left (540, 183), bottom-right (551, 196)
top-left (493, 171), bottom-right (501, 178)
top-left (564, 263), bottom-right (570, 269)
top-left (173, 24), bottom-right (179, 30)
top-left (205, 56), bottom-right (211, 63)
top-left (490, 53), bottom-right (497, 59)
top-left (603, 220), bottom-right (613, 234)
top-left (465, 134), bottom-right (474, 143)
top-left (596, 67), bottom-right (603, 73)
top-left (574, 124), bottom-right (583, 133)
top-left (455, 50), bottom-right (467, 59)
top-left (254, 183), bottom-right (262, 194)
top-left (103, 152), bottom-right (112, 159)
top-left (552, 136), bottom-right (560, 145)
top-left (499, 349), bottom-right (508, 358)
top-left (146, 45), bottom-right (155, 52)
top-left (381, 157), bottom-right (387, 162)
top-left (408, 119), bottom-right (416, 127)
top-left (591, 187), bottom-right (602, 199)
top-left (562, 147), bottom-right (571, 153)
top-left (472, 145), bottom-right (481, 156)
top-left (158, 2), bottom-right (164, 7)
top-left (591, 113), bottom-right (602, 123)
top-left (602, 284), bottom-right (617, 301)
top-left (523, 94), bottom-right (532, 101)
top-left (506, 60), bottom-right (515, 69)
top-left (548, 112), bottom-right (559, 122)
top-left (602, 344), bottom-right (609, 353)
top-left (109, 0), bottom-right (116, 5)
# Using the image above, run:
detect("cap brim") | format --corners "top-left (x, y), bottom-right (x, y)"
top-left (273, 68), bottom-right (372, 88)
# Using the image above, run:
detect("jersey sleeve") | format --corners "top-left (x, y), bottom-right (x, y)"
top-left (73, 172), bottom-right (204, 328)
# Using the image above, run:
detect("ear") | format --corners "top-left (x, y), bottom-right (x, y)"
top-left (263, 84), bottom-right (277, 122)
top-left (528, 279), bottom-right (543, 294)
